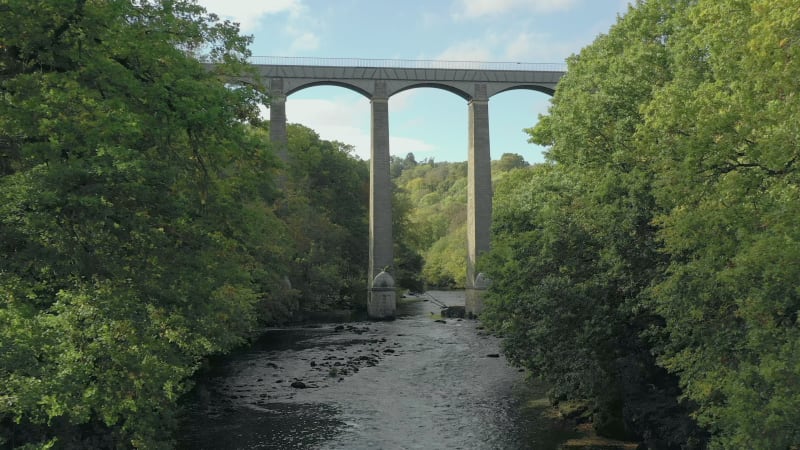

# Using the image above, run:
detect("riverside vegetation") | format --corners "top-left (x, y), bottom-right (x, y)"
top-left (482, 0), bottom-right (800, 449)
top-left (0, 2), bottom-right (369, 447)
top-left (2, 0), bottom-right (800, 449)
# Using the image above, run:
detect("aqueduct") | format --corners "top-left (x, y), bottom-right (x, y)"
top-left (244, 57), bottom-right (565, 318)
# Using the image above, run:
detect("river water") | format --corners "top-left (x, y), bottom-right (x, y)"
top-left (178, 291), bottom-right (577, 449)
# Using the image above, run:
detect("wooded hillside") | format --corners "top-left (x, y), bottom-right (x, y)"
top-left (390, 152), bottom-right (529, 290)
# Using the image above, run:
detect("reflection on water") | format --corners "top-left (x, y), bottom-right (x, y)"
top-left (178, 291), bottom-right (576, 449)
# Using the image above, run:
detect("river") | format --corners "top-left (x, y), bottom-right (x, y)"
top-left (177, 291), bottom-right (578, 449)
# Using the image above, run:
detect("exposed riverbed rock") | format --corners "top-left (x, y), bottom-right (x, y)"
top-left (441, 306), bottom-right (466, 318)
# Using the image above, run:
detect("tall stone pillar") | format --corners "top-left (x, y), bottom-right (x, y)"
top-left (368, 81), bottom-right (395, 319)
top-left (466, 84), bottom-right (492, 317)
top-left (269, 78), bottom-right (288, 162)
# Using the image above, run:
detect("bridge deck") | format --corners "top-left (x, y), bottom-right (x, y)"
top-left (241, 56), bottom-right (565, 99)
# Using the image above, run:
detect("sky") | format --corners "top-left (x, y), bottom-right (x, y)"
top-left (196, 0), bottom-right (632, 163)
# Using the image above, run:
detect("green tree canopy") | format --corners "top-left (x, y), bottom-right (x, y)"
top-left (0, 1), bottom-right (281, 447)
top-left (279, 123), bottom-right (369, 312)
top-left (485, 0), bottom-right (800, 447)
top-left (483, 0), bottom-right (705, 446)
top-left (638, 0), bottom-right (800, 447)
top-left (492, 153), bottom-right (529, 172)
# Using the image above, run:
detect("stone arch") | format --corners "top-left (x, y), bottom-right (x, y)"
top-left (390, 83), bottom-right (472, 101)
top-left (490, 84), bottom-right (556, 98)
top-left (286, 80), bottom-right (372, 99)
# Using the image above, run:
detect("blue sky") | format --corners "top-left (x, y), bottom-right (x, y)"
top-left (197, 0), bottom-right (631, 162)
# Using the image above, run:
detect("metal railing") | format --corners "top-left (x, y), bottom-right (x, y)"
top-left (248, 56), bottom-right (567, 72)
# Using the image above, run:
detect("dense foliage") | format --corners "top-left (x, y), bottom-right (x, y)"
top-left (642, 1), bottom-right (800, 447)
top-left (0, 1), bottom-right (369, 447)
top-left (483, 0), bottom-right (800, 448)
top-left (279, 124), bottom-right (369, 313)
top-left (390, 153), bottom-right (526, 289)
top-left (393, 158), bottom-right (467, 288)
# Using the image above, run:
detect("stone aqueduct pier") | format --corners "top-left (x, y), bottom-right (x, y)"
top-left (241, 57), bottom-right (565, 318)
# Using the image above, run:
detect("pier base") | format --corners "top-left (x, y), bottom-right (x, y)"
top-left (368, 270), bottom-right (396, 320)
top-left (465, 273), bottom-right (490, 318)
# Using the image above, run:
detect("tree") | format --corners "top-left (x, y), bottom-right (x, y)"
top-left (486, 0), bottom-right (800, 447)
top-left (279, 124), bottom-right (369, 312)
top-left (492, 153), bottom-right (528, 172)
top-left (393, 161), bottom-right (469, 288)
top-left (392, 186), bottom-right (425, 292)
top-left (0, 1), bottom-right (278, 446)
top-left (639, 0), bottom-right (800, 447)
top-left (483, 0), bottom-right (706, 446)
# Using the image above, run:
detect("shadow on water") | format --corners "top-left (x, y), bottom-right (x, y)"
top-left (177, 291), bottom-right (579, 449)
top-left (179, 402), bottom-right (342, 449)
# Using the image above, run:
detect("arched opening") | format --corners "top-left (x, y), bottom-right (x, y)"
top-left (488, 88), bottom-right (554, 165)
top-left (391, 83), bottom-right (471, 102)
top-left (388, 86), bottom-right (467, 163)
top-left (283, 85), bottom-right (372, 160)
top-left (287, 80), bottom-right (372, 99)
top-left (387, 87), bottom-right (470, 290)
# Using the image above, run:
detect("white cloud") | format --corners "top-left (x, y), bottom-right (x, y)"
top-left (389, 89), bottom-right (417, 111)
top-left (286, 97), bottom-right (370, 159)
top-left (453, 0), bottom-right (580, 19)
top-left (503, 31), bottom-right (577, 61)
top-left (288, 30), bottom-right (320, 51)
top-left (435, 40), bottom-right (494, 62)
top-left (433, 28), bottom-right (585, 63)
top-left (287, 97), bottom-right (367, 128)
top-left (197, 0), bottom-right (303, 31)
top-left (420, 11), bottom-right (443, 28)
top-left (390, 136), bottom-right (437, 158)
